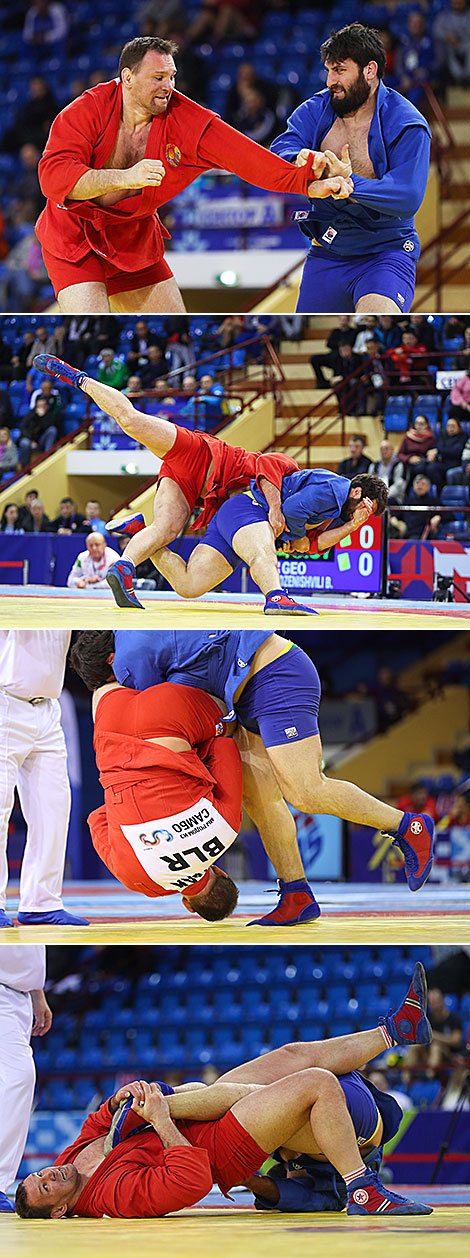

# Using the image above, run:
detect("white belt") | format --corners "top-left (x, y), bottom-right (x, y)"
top-left (0, 689), bottom-right (48, 705)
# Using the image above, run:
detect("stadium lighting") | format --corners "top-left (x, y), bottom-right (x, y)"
top-left (215, 269), bottom-right (240, 287)
top-left (121, 462), bottom-right (139, 474)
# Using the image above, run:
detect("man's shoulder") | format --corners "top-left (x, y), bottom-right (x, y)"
top-left (169, 90), bottom-right (216, 122)
top-left (378, 83), bottom-right (432, 137)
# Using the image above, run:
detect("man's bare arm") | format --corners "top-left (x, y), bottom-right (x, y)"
top-left (68, 159), bottom-right (165, 201)
top-left (258, 476), bottom-right (287, 537)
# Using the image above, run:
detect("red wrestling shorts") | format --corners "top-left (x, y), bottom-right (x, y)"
top-left (41, 246), bottom-right (173, 298)
top-left (157, 426), bottom-right (213, 514)
top-left (181, 1111), bottom-right (268, 1196)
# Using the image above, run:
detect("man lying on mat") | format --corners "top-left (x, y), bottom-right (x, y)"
top-left (15, 965), bottom-right (432, 1219)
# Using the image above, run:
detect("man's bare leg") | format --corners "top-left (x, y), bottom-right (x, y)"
top-left (110, 276), bottom-right (186, 313)
top-left (216, 1027), bottom-right (387, 1086)
top-left (153, 542), bottom-right (233, 595)
top-left (355, 294), bottom-right (402, 314)
top-left (57, 281), bottom-right (111, 313)
top-left (231, 1069), bottom-right (365, 1177)
top-left (235, 726), bottom-right (306, 882)
top-left (266, 732), bottom-right (403, 832)
top-left (80, 379), bottom-right (179, 455)
top-left (122, 479), bottom-right (193, 568)
top-left (231, 521), bottom-right (281, 595)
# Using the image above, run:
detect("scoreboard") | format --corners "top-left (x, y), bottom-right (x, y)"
top-left (276, 515), bottom-right (384, 596)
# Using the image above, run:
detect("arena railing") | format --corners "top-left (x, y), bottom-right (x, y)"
top-left (261, 345), bottom-right (470, 461)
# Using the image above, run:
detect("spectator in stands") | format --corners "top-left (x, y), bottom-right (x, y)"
top-left (2, 75), bottom-right (58, 156)
top-left (137, 0), bottom-right (186, 40)
top-left (126, 319), bottom-right (162, 372)
top-left (396, 415), bottom-right (437, 478)
top-left (0, 429), bottom-right (19, 481)
top-left (97, 349), bottom-right (128, 391)
top-left (357, 336), bottom-right (386, 415)
top-left (17, 489), bottom-right (39, 530)
top-left (197, 373), bottom-right (225, 428)
top-left (371, 665), bottom-right (413, 732)
top-left (407, 314), bottom-right (436, 353)
top-left (449, 366), bottom-right (470, 422)
top-left (124, 374), bottom-right (143, 395)
top-left (434, 0), bottom-right (470, 86)
top-left (15, 144), bottom-right (45, 219)
top-left (93, 318), bottom-right (121, 352)
top-left (443, 314), bottom-right (465, 344)
top-left (370, 439), bottom-right (406, 503)
top-left (353, 316), bottom-right (384, 355)
top-left (329, 340), bottom-right (361, 414)
top-left (426, 416), bottom-right (467, 487)
top-left (13, 332), bottom-right (36, 379)
top-left (52, 497), bottom-right (90, 535)
top-left (451, 325), bottom-right (470, 369)
top-left (67, 532), bottom-right (118, 589)
top-left (397, 778), bottom-right (438, 824)
top-left (404, 986), bottom-right (464, 1082)
top-left (62, 317), bottom-right (95, 368)
top-left (139, 345), bottom-right (168, 387)
top-left (337, 434), bottom-right (371, 479)
top-left (231, 85), bottom-right (277, 147)
top-left (310, 316), bottom-right (356, 387)
top-left (385, 329), bottom-right (430, 388)
top-left (26, 325), bottom-right (58, 369)
top-left (216, 316), bottom-right (246, 349)
top-left (0, 389), bottom-right (14, 428)
top-left (148, 378), bottom-right (177, 415)
top-left (166, 317), bottom-right (193, 374)
top-left (24, 497), bottom-right (52, 533)
top-left (399, 473), bottom-right (442, 539)
top-left (0, 336), bottom-right (13, 383)
top-left (84, 500), bottom-right (109, 538)
top-left (23, 0), bottom-right (68, 50)
top-left (226, 62), bottom-right (277, 128)
top-left (0, 504), bottom-right (23, 533)
top-left (186, 0), bottom-right (262, 45)
top-left (29, 376), bottom-right (62, 422)
top-left (18, 396), bottom-right (58, 468)
top-left (395, 10), bottom-right (435, 107)
top-left (378, 315), bottom-right (405, 350)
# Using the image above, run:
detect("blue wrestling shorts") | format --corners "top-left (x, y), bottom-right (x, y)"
top-left (338, 1072), bottom-right (382, 1146)
top-left (297, 245), bottom-right (416, 314)
top-left (202, 493), bottom-right (269, 570)
top-left (235, 643), bottom-right (321, 747)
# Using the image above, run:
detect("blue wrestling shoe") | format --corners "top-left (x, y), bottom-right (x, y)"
top-left (388, 812), bottom-right (434, 891)
top-left (379, 962), bottom-right (432, 1047)
top-left (346, 1170), bottom-right (432, 1215)
top-left (0, 1192), bottom-right (15, 1212)
top-left (248, 879), bottom-right (321, 926)
top-left (264, 589), bottom-right (319, 615)
top-left (33, 354), bottom-right (87, 388)
top-left (0, 909), bottom-right (14, 927)
top-left (106, 513), bottom-right (145, 537)
top-left (106, 559), bottom-right (145, 609)
top-left (17, 910), bottom-right (90, 926)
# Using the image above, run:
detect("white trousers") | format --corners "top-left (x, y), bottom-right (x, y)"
top-left (0, 985), bottom-right (35, 1190)
top-left (0, 693), bottom-right (71, 911)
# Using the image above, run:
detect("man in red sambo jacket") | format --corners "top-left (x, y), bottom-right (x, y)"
top-left (14, 970), bottom-right (432, 1219)
top-left (36, 35), bottom-right (353, 314)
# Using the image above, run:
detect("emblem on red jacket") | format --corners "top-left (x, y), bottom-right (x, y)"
top-left (166, 143), bottom-right (182, 166)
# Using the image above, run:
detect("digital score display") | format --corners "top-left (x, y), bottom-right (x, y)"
top-left (276, 515), bottom-right (384, 595)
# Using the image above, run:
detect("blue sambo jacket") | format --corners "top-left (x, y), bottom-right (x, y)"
top-left (271, 81), bottom-right (432, 258)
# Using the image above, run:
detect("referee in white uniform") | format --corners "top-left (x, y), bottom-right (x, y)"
top-left (0, 945), bottom-right (52, 1211)
top-left (0, 631), bottom-right (88, 926)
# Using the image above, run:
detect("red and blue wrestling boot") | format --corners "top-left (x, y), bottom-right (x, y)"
top-left (248, 879), bottom-right (321, 926)
top-left (33, 354), bottom-right (87, 388)
top-left (386, 812), bottom-right (435, 890)
top-left (264, 588), bottom-right (319, 615)
top-left (106, 513), bottom-right (146, 538)
top-left (379, 961), bottom-right (432, 1047)
top-left (106, 559), bottom-right (145, 610)
top-left (346, 1170), bottom-right (432, 1216)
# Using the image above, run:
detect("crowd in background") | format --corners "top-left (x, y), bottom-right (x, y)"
top-left (311, 313), bottom-right (470, 541)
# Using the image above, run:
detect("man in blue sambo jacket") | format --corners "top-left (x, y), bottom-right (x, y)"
top-left (271, 22), bottom-right (432, 314)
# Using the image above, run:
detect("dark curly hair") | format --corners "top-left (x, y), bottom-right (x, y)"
top-left (189, 872), bottom-right (239, 921)
top-left (321, 23), bottom-right (386, 79)
top-left (349, 473), bottom-right (389, 516)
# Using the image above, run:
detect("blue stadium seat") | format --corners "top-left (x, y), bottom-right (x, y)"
top-left (409, 1078), bottom-right (441, 1108)
top-left (441, 485), bottom-right (469, 507)
top-left (413, 394), bottom-right (442, 419)
top-left (384, 395), bottom-right (413, 431)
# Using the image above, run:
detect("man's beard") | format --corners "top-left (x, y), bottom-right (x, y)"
top-left (329, 72), bottom-right (371, 117)
top-left (340, 497), bottom-right (358, 522)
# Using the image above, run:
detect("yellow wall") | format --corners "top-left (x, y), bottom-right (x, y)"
top-left (415, 165), bottom-right (439, 247)
top-left (332, 685), bottom-right (469, 798)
